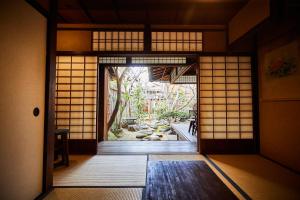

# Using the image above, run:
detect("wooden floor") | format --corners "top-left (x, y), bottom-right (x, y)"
top-left (171, 122), bottom-right (197, 142)
top-left (145, 160), bottom-right (237, 200)
top-left (149, 154), bottom-right (245, 199)
top-left (97, 141), bottom-right (197, 154)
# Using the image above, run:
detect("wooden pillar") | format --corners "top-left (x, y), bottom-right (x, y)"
top-left (196, 57), bottom-right (201, 153)
top-left (144, 24), bottom-right (151, 52)
top-left (98, 65), bottom-right (107, 142)
top-left (43, 0), bottom-right (57, 194)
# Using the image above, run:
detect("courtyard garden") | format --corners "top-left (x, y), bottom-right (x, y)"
top-left (107, 67), bottom-right (196, 141)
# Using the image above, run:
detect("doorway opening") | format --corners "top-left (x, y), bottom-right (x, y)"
top-left (106, 66), bottom-right (197, 142)
top-left (97, 57), bottom-right (199, 154)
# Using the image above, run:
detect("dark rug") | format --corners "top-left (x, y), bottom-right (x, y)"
top-left (144, 161), bottom-right (238, 200)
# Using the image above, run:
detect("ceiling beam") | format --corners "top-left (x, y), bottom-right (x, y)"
top-left (57, 12), bottom-right (68, 23)
top-left (70, 2), bottom-right (243, 11)
top-left (170, 64), bottom-right (194, 84)
top-left (26, 0), bottom-right (48, 18)
top-left (112, 0), bottom-right (122, 23)
top-left (78, 0), bottom-right (96, 23)
top-left (26, 0), bottom-right (67, 22)
top-left (160, 67), bottom-right (167, 80)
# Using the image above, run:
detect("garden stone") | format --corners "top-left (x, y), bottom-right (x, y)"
top-left (128, 125), bottom-right (140, 132)
top-left (149, 135), bottom-right (161, 141)
top-left (136, 133), bottom-right (148, 139)
top-left (142, 136), bottom-right (151, 141)
top-left (140, 124), bottom-right (149, 129)
top-left (121, 123), bottom-right (128, 128)
top-left (138, 130), bottom-right (153, 135)
top-left (161, 127), bottom-right (171, 132)
top-left (164, 130), bottom-right (173, 135)
top-left (150, 124), bottom-right (158, 129)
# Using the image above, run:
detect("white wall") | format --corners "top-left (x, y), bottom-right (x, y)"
top-left (0, 0), bottom-right (46, 199)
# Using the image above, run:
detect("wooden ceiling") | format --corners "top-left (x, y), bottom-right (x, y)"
top-left (149, 65), bottom-right (196, 82)
top-left (149, 66), bottom-right (173, 82)
top-left (35, 0), bottom-right (249, 25)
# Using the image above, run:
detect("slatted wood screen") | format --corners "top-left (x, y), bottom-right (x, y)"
top-left (174, 76), bottom-right (196, 84)
top-left (92, 31), bottom-right (144, 51)
top-left (199, 56), bottom-right (253, 139)
top-left (132, 57), bottom-right (186, 64)
top-left (55, 56), bottom-right (98, 139)
top-left (152, 32), bottom-right (202, 51)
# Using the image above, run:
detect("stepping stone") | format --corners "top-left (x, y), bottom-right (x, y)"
top-left (136, 133), bottom-right (148, 139)
top-left (148, 135), bottom-right (161, 141)
top-left (128, 125), bottom-right (140, 132)
top-left (140, 124), bottom-right (149, 129)
top-left (138, 130), bottom-right (153, 135)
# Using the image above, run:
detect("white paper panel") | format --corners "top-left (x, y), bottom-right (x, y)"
top-left (56, 56), bottom-right (97, 140)
top-left (199, 56), bottom-right (253, 140)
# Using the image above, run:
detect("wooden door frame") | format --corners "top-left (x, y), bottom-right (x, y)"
top-left (97, 65), bottom-right (109, 142)
top-left (96, 56), bottom-right (200, 153)
top-left (43, 50), bottom-right (258, 195)
top-left (42, 0), bottom-right (57, 195)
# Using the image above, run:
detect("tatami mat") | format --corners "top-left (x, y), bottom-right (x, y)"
top-left (44, 188), bottom-right (143, 200)
top-left (208, 155), bottom-right (300, 200)
top-left (52, 154), bottom-right (300, 200)
top-left (54, 155), bottom-right (147, 187)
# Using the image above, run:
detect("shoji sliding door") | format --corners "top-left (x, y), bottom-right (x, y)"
top-left (199, 56), bottom-right (255, 153)
top-left (55, 56), bottom-right (98, 153)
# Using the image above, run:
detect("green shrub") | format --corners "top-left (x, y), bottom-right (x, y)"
top-left (158, 111), bottom-right (189, 121)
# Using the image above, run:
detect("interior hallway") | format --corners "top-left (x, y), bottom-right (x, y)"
top-left (48, 154), bottom-right (300, 200)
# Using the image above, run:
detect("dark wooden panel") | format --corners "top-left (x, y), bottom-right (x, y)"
top-left (200, 139), bottom-right (256, 154)
top-left (69, 139), bottom-right (97, 154)
top-left (97, 65), bottom-right (105, 142)
top-left (144, 161), bottom-right (238, 200)
top-left (203, 31), bottom-right (227, 52)
top-left (36, 0), bottom-right (249, 24)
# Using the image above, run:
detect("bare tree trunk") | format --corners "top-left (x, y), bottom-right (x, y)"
top-left (171, 90), bottom-right (179, 111)
top-left (128, 102), bottom-right (131, 117)
top-left (117, 101), bottom-right (128, 129)
top-left (176, 86), bottom-right (196, 111)
top-left (107, 67), bottom-right (128, 130)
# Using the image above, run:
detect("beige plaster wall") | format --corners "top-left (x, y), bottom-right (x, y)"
top-left (0, 0), bottom-right (46, 199)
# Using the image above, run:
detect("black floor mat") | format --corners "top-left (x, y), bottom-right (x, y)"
top-left (144, 160), bottom-right (238, 200)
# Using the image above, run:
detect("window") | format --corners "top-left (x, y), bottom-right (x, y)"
top-left (99, 57), bottom-right (126, 64)
top-left (132, 57), bottom-right (186, 64)
top-left (199, 56), bottom-right (253, 139)
top-left (92, 31), bottom-right (144, 51)
top-left (55, 56), bottom-right (98, 139)
top-left (152, 32), bottom-right (202, 52)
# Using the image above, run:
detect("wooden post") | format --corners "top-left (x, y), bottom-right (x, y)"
top-left (144, 24), bottom-right (151, 52)
top-left (43, 0), bottom-right (57, 194)
top-left (98, 65), bottom-right (107, 142)
top-left (196, 57), bottom-right (201, 153)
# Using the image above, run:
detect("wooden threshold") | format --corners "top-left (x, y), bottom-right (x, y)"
top-left (97, 141), bottom-right (198, 155)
